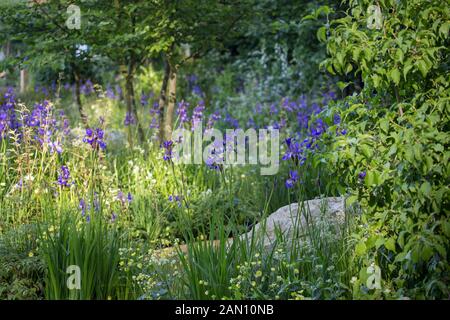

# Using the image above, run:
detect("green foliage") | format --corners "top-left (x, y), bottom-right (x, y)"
top-left (316, 0), bottom-right (450, 298)
top-left (39, 213), bottom-right (136, 300)
top-left (0, 225), bottom-right (45, 300)
top-left (166, 201), bottom-right (355, 300)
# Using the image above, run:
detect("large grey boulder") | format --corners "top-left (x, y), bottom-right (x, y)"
top-left (153, 196), bottom-right (347, 257)
top-left (238, 196), bottom-right (346, 247)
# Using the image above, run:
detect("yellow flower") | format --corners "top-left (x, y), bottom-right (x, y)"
top-left (28, 251), bottom-right (34, 257)
top-left (255, 270), bottom-right (262, 278)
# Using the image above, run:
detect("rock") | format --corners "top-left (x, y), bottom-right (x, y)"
top-left (238, 196), bottom-right (346, 247)
top-left (153, 196), bottom-right (347, 257)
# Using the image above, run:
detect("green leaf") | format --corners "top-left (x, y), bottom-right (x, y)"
top-left (413, 144), bottom-right (422, 161)
top-left (365, 171), bottom-right (374, 187)
top-left (301, 14), bottom-right (315, 21)
top-left (419, 181), bottom-right (431, 197)
top-left (439, 22), bottom-right (449, 37)
top-left (345, 63), bottom-right (353, 74)
top-left (442, 221), bottom-right (450, 238)
top-left (317, 26), bottom-right (327, 42)
top-left (395, 48), bottom-right (404, 64)
top-left (355, 241), bottom-right (367, 256)
top-left (337, 81), bottom-right (351, 91)
top-left (385, 238), bottom-right (396, 252)
top-left (346, 195), bottom-right (358, 207)
top-left (372, 74), bottom-right (381, 88)
top-left (403, 60), bottom-right (414, 80)
top-left (390, 67), bottom-right (401, 85)
top-left (360, 144), bottom-right (373, 159)
top-left (417, 60), bottom-right (429, 77)
top-left (380, 119), bottom-right (389, 133)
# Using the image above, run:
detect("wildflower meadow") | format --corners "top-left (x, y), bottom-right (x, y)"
top-left (0, 0), bottom-right (448, 306)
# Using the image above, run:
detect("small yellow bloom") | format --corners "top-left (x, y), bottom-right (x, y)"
top-left (255, 270), bottom-right (262, 278)
top-left (28, 251), bottom-right (34, 257)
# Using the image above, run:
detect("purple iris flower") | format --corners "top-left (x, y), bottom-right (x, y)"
top-left (177, 100), bottom-right (190, 127)
top-left (124, 112), bottom-right (136, 126)
top-left (57, 165), bottom-right (73, 187)
top-left (192, 101), bottom-right (205, 131)
top-left (83, 128), bottom-right (106, 150)
top-left (79, 199), bottom-right (87, 216)
top-left (162, 140), bottom-right (174, 161)
top-left (285, 170), bottom-right (299, 189)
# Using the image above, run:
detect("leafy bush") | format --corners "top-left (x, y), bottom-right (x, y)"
top-left (316, 0), bottom-right (450, 298)
top-left (0, 225), bottom-right (45, 300)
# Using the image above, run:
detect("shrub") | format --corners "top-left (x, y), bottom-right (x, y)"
top-left (315, 0), bottom-right (450, 298)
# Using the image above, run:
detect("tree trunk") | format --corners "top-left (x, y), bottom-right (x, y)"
top-left (158, 59), bottom-right (170, 142)
top-left (163, 63), bottom-right (178, 141)
top-left (125, 71), bottom-right (145, 143)
top-left (20, 69), bottom-right (27, 93)
top-left (73, 70), bottom-right (88, 127)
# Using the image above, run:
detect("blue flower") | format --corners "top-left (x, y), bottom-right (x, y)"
top-left (358, 171), bottom-right (366, 180)
top-left (192, 85), bottom-right (203, 97)
top-left (206, 111), bottom-right (221, 130)
top-left (162, 140), bottom-right (174, 161)
top-left (285, 170), bottom-right (299, 189)
top-left (168, 194), bottom-right (182, 207)
top-left (106, 85), bottom-right (116, 99)
top-left (57, 165), bottom-right (73, 187)
top-left (177, 100), bottom-right (190, 127)
top-left (124, 112), bottom-right (136, 126)
top-left (93, 193), bottom-right (100, 212)
top-left (83, 128), bottom-right (106, 150)
top-left (282, 138), bottom-right (305, 164)
top-left (79, 199), bottom-right (87, 216)
top-left (191, 101), bottom-right (205, 131)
